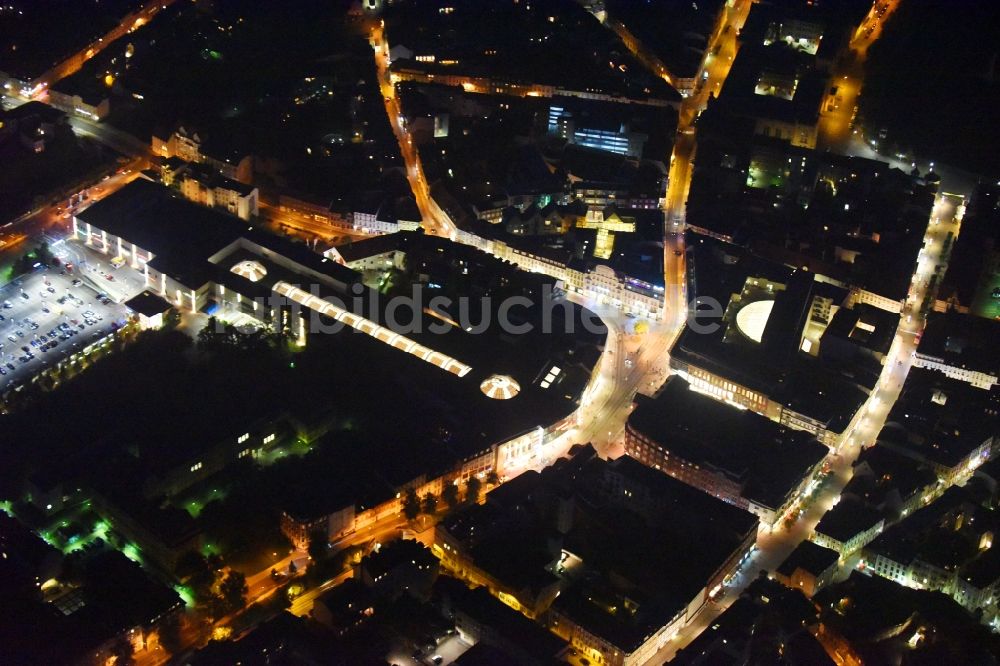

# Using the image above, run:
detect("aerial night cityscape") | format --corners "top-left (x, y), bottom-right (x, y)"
top-left (1, 1), bottom-right (999, 665)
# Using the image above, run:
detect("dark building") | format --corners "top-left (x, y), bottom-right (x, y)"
top-left (772, 540), bottom-right (840, 598)
top-left (626, 376), bottom-right (828, 529)
top-left (673, 576), bottom-right (832, 665)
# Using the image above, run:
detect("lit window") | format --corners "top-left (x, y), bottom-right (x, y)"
top-left (238, 433), bottom-right (250, 444)
top-left (190, 462), bottom-right (203, 472)
top-left (264, 434), bottom-right (276, 444)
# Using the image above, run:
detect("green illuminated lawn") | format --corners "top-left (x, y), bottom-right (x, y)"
top-left (970, 260), bottom-right (1000, 320)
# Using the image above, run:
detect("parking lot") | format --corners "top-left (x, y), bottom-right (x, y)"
top-left (0, 265), bottom-right (129, 391)
top-left (54, 237), bottom-right (147, 304)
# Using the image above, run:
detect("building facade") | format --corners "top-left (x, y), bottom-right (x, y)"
top-left (151, 126), bottom-right (253, 183)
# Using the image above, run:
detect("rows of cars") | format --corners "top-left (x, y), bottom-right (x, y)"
top-left (0, 264), bottom-right (119, 384)
top-left (1, 314), bottom-right (105, 374)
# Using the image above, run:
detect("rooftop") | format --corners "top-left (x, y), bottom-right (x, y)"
top-left (775, 539), bottom-right (840, 579)
top-left (183, 161), bottom-right (256, 196)
top-left (77, 180), bottom-right (360, 291)
top-left (0, 101), bottom-right (67, 125)
top-left (716, 43), bottom-right (827, 126)
top-left (604, 0), bottom-right (727, 79)
top-left (880, 367), bottom-right (1000, 469)
top-left (628, 376), bottom-right (828, 510)
top-left (123, 291), bottom-right (172, 318)
top-left (0, 0), bottom-right (138, 82)
top-left (0, 513), bottom-right (62, 595)
top-left (0, 548), bottom-right (182, 665)
top-left (673, 577), bottom-right (828, 665)
top-left (813, 498), bottom-right (883, 544)
top-left (552, 456), bottom-right (759, 651)
top-left (439, 449), bottom-right (758, 652)
top-left (314, 578), bottom-right (376, 626)
top-left (917, 312), bottom-right (1000, 381)
top-left (937, 183), bottom-right (1000, 316)
top-left (361, 539), bottom-right (437, 581)
top-left (385, 0), bottom-right (677, 102)
top-left (685, 125), bottom-right (931, 303)
top-left (76, 179), bottom-right (248, 287)
top-left (821, 304), bottom-right (898, 359)
top-left (671, 235), bottom-right (871, 435)
top-left (451, 585), bottom-right (566, 661)
top-left (845, 444), bottom-right (938, 513)
top-left (814, 571), bottom-right (1000, 661)
top-left (867, 486), bottom-right (1000, 587)
top-left (740, 0), bottom-right (870, 61)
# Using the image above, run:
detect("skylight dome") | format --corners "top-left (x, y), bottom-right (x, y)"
top-left (231, 260), bottom-right (267, 282)
top-left (735, 299), bottom-right (775, 343)
top-left (480, 374), bottom-right (521, 400)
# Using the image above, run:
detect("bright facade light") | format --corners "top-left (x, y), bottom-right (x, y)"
top-left (273, 281), bottom-right (471, 377)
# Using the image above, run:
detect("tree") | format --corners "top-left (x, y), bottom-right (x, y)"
top-left (164, 307), bottom-right (181, 330)
top-left (307, 530), bottom-right (328, 563)
top-left (486, 470), bottom-right (500, 486)
top-left (402, 487), bottom-right (421, 521)
top-left (216, 571), bottom-right (248, 616)
top-left (442, 482), bottom-right (460, 510)
top-left (197, 317), bottom-right (221, 347)
top-left (157, 613), bottom-right (184, 655)
top-left (288, 560), bottom-right (298, 576)
top-left (422, 492), bottom-right (438, 515)
top-left (109, 636), bottom-right (134, 666)
top-left (175, 551), bottom-right (215, 599)
top-left (465, 477), bottom-right (483, 505)
top-left (276, 587), bottom-right (293, 610)
top-left (36, 241), bottom-right (54, 266)
top-left (198, 317), bottom-right (274, 354)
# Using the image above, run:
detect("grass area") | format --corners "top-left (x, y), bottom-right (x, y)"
top-left (174, 484), bottom-right (231, 519)
top-left (970, 256), bottom-right (1000, 320)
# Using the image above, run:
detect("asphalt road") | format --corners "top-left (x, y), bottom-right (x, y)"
top-left (33, 0), bottom-right (177, 92)
top-left (373, 25), bottom-right (457, 239)
top-left (651, 190), bottom-right (964, 663)
top-left (57, 237), bottom-right (147, 304)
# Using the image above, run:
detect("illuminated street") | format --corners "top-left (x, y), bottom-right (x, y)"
top-left (257, 200), bottom-right (373, 247)
top-left (372, 24), bottom-right (457, 240)
top-left (25, 0), bottom-right (176, 96)
top-left (656, 190), bottom-right (966, 661)
top-left (2, 2), bottom-right (998, 664)
top-left (817, 0), bottom-right (900, 151)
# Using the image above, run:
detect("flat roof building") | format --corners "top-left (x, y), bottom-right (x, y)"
top-left (879, 367), bottom-right (1000, 481)
top-left (714, 42), bottom-right (828, 148)
top-left (123, 291), bottom-right (173, 330)
top-left (773, 539), bottom-right (841, 598)
top-left (669, 235), bottom-right (872, 446)
top-left (812, 497), bottom-right (885, 557)
top-left (626, 376), bottom-right (828, 529)
top-left (435, 447), bottom-right (758, 666)
top-left (914, 312), bottom-right (1000, 390)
